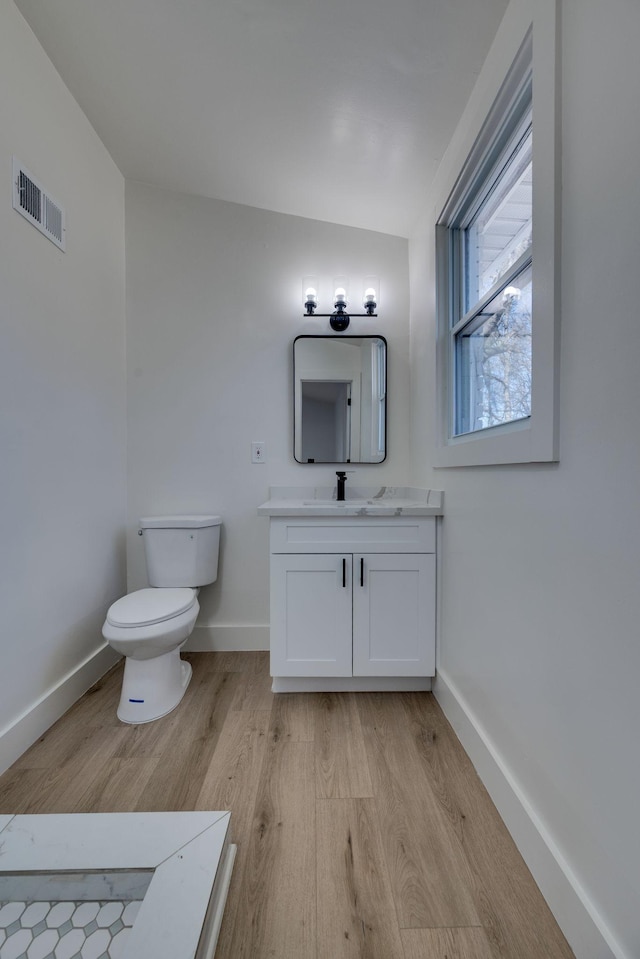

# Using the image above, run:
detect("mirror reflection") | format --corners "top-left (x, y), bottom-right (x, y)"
top-left (293, 335), bottom-right (387, 464)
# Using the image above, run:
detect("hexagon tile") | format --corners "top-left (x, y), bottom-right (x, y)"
top-left (0, 899), bottom-right (141, 959)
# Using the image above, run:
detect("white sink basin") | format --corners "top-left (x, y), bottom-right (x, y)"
top-left (302, 499), bottom-right (371, 506)
top-left (257, 488), bottom-right (444, 517)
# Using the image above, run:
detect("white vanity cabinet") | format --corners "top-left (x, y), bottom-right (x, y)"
top-left (268, 516), bottom-right (436, 690)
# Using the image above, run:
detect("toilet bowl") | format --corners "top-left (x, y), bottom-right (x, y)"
top-left (103, 587), bottom-right (199, 723)
top-left (102, 515), bottom-right (221, 724)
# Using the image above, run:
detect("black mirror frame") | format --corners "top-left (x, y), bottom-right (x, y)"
top-left (293, 334), bottom-right (387, 465)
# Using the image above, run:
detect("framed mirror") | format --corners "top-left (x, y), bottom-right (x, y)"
top-left (293, 335), bottom-right (387, 463)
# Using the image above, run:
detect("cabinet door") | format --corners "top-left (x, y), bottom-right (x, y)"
top-left (353, 553), bottom-right (435, 677)
top-left (270, 554), bottom-right (352, 677)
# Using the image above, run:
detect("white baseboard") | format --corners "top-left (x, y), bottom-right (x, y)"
top-left (434, 668), bottom-right (622, 959)
top-left (0, 644), bottom-right (120, 777)
top-left (272, 676), bottom-right (432, 693)
top-left (185, 625), bottom-right (269, 652)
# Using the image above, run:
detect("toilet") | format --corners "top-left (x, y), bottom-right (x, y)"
top-left (102, 514), bottom-right (222, 724)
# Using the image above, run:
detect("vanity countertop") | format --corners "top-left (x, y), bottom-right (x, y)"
top-left (258, 486), bottom-right (444, 517)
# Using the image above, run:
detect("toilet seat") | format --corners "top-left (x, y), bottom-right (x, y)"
top-left (107, 588), bottom-right (197, 628)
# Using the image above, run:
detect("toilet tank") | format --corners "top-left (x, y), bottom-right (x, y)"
top-left (139, 515), bottom-right (222, 587)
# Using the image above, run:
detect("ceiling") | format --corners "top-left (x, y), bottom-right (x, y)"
top-left (15, 0), bottom-right (508, 238)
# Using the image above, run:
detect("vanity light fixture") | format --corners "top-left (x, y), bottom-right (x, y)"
top-left (363, 288), bottom-right (377, 314)
top-left (363, 275), bottom-right (379, 315)
top-left (304, 286), bottom-right (318, 314)
top-left (331, 281), bottom-right (350, 331)
top-left (303, 275), bottom-right (318, 315)
top-left (302, 275), bottom-right (378, 330)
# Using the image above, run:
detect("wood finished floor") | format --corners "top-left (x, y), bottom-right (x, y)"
top-left (0, 652), bottom-right (575, 959)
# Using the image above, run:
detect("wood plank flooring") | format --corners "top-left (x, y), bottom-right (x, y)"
top-left (0, 652), bottom-right (575, 959)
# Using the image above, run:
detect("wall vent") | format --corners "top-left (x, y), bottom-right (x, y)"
top-left (12, 158), bottom-right (66, 251)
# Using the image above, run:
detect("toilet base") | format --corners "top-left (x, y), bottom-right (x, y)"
top-left (117, 650), bottom-right (192, 724)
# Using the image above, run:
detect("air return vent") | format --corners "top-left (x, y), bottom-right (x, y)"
top-left (12, 158), bottom-right (66, 251)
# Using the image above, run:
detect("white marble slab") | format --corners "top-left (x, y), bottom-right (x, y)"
top-left (0, 870), bottom-right (152, 902)
top-left (0, 815), bottom-right (14, 835)
top-left (0, 812), bottom-right (235, 959)
top-left (0, 812), bottom-right (228, 871)
top-left (258, 485), bottom-right (444, 516)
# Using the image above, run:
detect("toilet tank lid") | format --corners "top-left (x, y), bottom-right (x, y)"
top-left (140, 514), bottom-right (222, 529)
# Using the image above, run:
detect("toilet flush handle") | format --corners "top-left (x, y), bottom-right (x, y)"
top-left (138, 529), bottom-right (143, 536)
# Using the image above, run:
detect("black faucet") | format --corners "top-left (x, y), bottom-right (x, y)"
top-left (336, 471), bottom-right (347, 501)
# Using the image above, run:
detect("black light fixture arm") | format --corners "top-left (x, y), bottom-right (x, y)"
top-left (301, 311), bottom-right (378, 331)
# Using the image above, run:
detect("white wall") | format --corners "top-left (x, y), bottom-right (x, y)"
top-left (125, 181), bottom-right (410, 649)
top-left (410, 1), bottom-right (640, 957)
top-left (0, 2), bottom-right (126, 772)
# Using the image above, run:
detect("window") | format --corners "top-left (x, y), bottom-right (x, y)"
top-left (454, 107), bottom-right (532, 437)
top-left (434, 1), bottom-right (559, 467)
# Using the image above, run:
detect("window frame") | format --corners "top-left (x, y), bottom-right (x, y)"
top-left (434, 0), bottom-right (559, 467)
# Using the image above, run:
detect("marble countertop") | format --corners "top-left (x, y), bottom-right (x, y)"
top-left (258, 486), bottom-right (444, 517)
